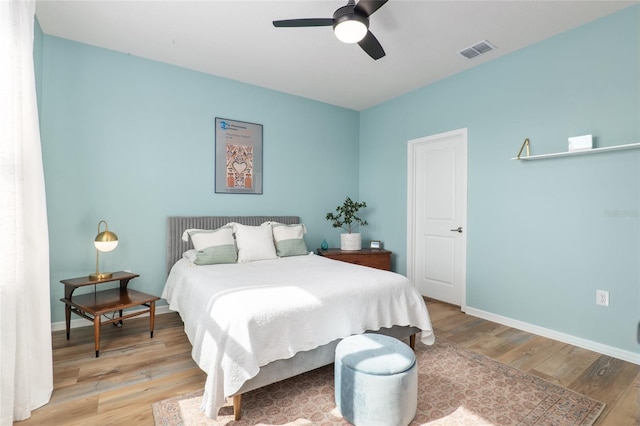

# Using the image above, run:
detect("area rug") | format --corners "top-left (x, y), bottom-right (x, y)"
top-left (152, 338), bottom-right (605, 425)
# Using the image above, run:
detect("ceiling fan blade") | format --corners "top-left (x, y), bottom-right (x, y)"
top-left (273, 18), bottom-right (334, 28)
top-left (358, 30), bottom-right (385, 60)
top-left (354, 0), bottom-right (389, 18)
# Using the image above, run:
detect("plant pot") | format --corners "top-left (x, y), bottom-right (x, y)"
top-left (340, 233), bottom-right (362, 251)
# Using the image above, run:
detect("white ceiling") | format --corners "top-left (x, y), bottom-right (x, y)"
top-left (35, 0), bottom-right (636, 111)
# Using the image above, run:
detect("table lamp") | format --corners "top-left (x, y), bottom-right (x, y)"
top-left (90, 220), bottom-right (118, 280)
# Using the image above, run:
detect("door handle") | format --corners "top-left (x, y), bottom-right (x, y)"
top-left (450, 227), bottom-right (463, 233)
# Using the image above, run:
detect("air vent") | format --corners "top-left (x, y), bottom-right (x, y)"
top-left (458, 40), bottom-right (496, 59)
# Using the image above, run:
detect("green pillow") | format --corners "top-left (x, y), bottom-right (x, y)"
top-left (194, 244), bottom-right (237, 265)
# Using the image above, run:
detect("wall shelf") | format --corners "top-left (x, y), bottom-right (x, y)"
top-left (512, 142), bottom-right (640, 161)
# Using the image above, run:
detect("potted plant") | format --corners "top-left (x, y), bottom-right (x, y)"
top-left (326, 197), bottom-right (368, 251)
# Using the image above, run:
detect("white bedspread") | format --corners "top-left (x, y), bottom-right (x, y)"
top-left (162, 253), bottom-right (434, 419)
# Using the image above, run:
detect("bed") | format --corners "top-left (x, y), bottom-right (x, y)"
top-left (162, 215), bottom-right (434, 420)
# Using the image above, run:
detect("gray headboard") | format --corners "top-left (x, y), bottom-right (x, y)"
top-left (167, 216), bottom-right (300, 274)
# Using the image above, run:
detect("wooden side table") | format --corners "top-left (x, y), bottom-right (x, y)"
top-left (60, 271), bottom-right (159, 357)
top-left (317, 248), bottom-right (392, 271)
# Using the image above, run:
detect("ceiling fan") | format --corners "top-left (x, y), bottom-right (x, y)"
top-left (272, 0), bottom-right (389, 60)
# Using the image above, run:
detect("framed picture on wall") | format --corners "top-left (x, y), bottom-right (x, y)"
top-left (214, 117), bottom-right (263, 194)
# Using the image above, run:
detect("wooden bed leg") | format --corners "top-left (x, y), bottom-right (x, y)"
top-left (409, 334), bottom-right (416, 351)
top-left (233, 394), bottom-right (242, 421)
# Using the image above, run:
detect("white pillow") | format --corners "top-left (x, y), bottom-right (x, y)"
top-left (182, 249), bottom-right (197, 262)
top-left (187, 226), bottom-right (235, 251)
top-left (233, 223), bottom-right (277, 263)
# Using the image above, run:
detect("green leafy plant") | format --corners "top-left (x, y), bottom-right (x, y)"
top-left (325, 197), bottom-right (368, 234)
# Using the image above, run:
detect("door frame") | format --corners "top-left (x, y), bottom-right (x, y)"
top-left (407, 128), bottom-right (468, 311)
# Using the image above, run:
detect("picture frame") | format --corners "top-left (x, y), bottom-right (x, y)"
top-left (215, 117), bottom-right (263, 194)
top-left (369, 240), bottom-right (382, 249)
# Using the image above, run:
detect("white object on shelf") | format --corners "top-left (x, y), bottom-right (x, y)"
top-left (512, 142), bottom-right (640, 161)
top-left (568, 134), bottom-right (592, 152)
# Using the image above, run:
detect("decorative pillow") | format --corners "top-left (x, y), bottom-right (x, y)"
top-left (233, 223), bottom-right (278, 263)
top-left (194, 245), bottom-right (237, 265)
top-left (185, 227), bottom-right (237, 265)
top-left (270, 223), bottom-right (309, 257)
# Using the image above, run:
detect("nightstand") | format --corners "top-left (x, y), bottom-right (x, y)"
top-left (60, 271), bottom-right (159, 357)
top-left (317, 248), bottom-right (392, 271)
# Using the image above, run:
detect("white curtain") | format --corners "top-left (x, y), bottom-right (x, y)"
top-left (0, 0), bottom-right (53, 424)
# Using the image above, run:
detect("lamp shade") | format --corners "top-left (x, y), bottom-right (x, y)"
top-left (334, 17), bottom-right (367, 44)
top-left (94, 230), bottom-right (118, 252)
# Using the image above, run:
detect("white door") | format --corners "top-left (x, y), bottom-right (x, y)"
top-left (407, 129), bottom-right (467, 307)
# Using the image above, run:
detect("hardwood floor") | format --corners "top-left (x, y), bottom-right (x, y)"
top-left (16, 299), bottom-right (639, 425)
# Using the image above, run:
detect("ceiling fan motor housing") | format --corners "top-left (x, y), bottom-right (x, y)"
top-left (333, 5), bottom-right (369, 27)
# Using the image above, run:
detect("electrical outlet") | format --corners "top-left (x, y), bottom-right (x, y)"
top-left (596, 290), bottom-right (609, 307)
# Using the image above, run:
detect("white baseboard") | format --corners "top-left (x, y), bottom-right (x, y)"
top-left (464, 306), bottom-right (640, 365)
top-left (50, 305), bottom-right (174, 332)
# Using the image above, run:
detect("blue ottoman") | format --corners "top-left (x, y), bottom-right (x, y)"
top-left (335, 334), bottom-right (417, 426)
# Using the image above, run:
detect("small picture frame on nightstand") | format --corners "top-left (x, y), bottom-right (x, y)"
top-left (369, 240), bottom-right (382, 249)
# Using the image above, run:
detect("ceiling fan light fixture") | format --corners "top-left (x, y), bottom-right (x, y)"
top-left (334, 16), bottom-right (368, 44)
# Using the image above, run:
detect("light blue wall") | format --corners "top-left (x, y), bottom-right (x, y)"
top-left (359, 6), bottom-right (639, 353)
top-left (38, 36), bottom-right (360, 322)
